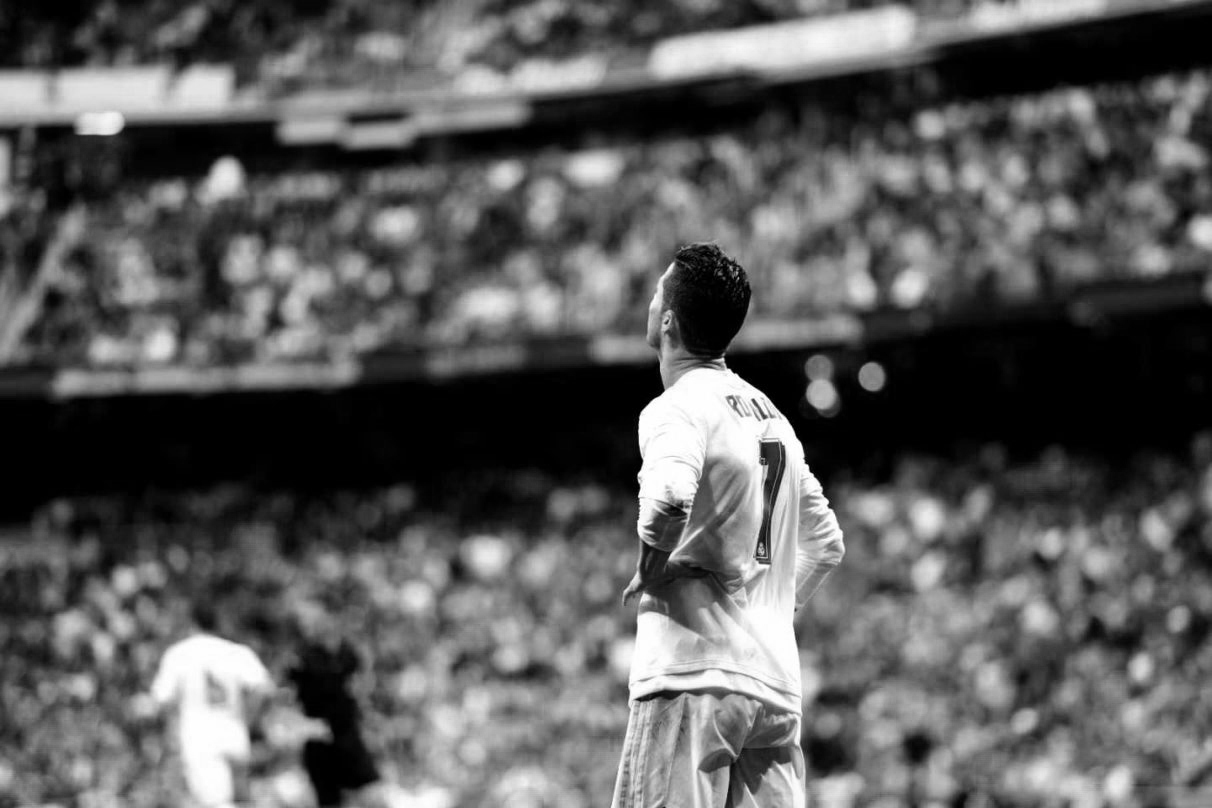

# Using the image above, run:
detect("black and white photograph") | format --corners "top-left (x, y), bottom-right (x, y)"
top-left (2, 1), bottom-right (1212, 806)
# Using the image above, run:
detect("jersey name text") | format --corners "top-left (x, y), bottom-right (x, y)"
top-left (725, 394), bottom-right (782, 422)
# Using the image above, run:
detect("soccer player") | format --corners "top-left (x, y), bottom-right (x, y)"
top-left (613, 243), bottom-right (846, 808)
top-left (286, 606), bottom-right (385, 808)
top-left (151, 601), bottom-right (274, 808)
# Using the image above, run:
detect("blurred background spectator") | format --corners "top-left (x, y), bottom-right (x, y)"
top-left (286, 603), bottom-right (386, 807)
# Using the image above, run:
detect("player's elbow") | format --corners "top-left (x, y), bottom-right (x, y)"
top-left (809, 512), bottom-right (845, 566)
top-left (637, 497), bottom-right (688, 552)
top-left (826, 527), bottom-right (845, 566)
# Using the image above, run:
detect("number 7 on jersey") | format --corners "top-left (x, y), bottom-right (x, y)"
top-left (756, 438), bottom-right (787, 564)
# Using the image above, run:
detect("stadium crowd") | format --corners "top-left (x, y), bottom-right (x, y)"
top-left (0, 0), bottom-right (975, 86)
top-left (11, 66), bottom-right (1212, 367)
top-left (2, 434), bottom-right (1211, 807)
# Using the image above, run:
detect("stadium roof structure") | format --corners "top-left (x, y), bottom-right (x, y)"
top-left (2, 0), bottom-right (1211, 139)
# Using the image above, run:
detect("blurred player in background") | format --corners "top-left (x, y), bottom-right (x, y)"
top-left (286, 604), bottom-right (387, 808)
top-left (614, 243), bottom-right (846, 808)
top-left (151, 600), bottom-right (275, 808)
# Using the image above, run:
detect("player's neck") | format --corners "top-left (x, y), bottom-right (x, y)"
top-left (659, 347), bottom-right (726, 389)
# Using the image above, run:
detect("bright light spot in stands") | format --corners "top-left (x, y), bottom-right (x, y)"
top-left (806, 379), bottom-right (839, 416)
top-left (203, 155), bottom-right (246, 201)
top-left (75, 111), bottom-right (125, 136)
top-left (804, 354), bottom-right (834, 381)
top-left (858, 361), bottom-right (887, 392)
top-left (1167, 605), bottom-right (1191, 634)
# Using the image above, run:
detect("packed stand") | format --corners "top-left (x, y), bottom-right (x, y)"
top-left (11, 67), bottom-right (1212, 367)
top-left (0, 476), bottom-right (637, 808)
top-left (0, 0), bottom-right (979, 90)
top-left (2, 434), bottom-right (1212, 806)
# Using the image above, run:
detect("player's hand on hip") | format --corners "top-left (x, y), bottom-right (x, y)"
top-left (622, 563), bottom-right (708, 605)
top-left (622, 572), bottom-right (649, 606)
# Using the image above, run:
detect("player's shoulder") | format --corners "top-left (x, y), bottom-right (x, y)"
top-left (156, 641), bottom-right (183, 672)
top-left (159, 634), bottom-right (216, 674)
top-left (164, 633), bottom-right (206, 658)
top-left (207, 638), bottom-right (270, 682)
top-left (639, 382), bottom-right (704, 437)
top-left (649, 366), bottom-right (728, 407)
top-left (641, 380), bottom-right (685, 419)
top-left (185, 633), bottom-right (258, 664)
top-left (218, 637), bottom-right (263, 664)
top-left (233, 640), bottom-right (271, 674)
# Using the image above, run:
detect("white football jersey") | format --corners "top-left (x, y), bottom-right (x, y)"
top-left (630, 366), bottom-right (838, 714)
top-left (152, 633), bottom-right (273, 752)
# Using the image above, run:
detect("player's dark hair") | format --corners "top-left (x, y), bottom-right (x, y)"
top-left (663, 243), bottom-right (751, 357)
top-left (191, 601), bottom-right (219, 633)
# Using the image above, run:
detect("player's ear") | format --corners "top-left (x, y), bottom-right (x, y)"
top-left (663, 309), bottom-right (683, 346)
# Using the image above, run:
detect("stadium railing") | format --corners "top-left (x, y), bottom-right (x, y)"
top-left (0, 273), bottom-right (1205, 399)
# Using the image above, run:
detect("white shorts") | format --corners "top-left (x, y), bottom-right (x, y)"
top-left (611, 690), bottom-right (807, 808)
top-left (179, 718), bottom-right (252, 807)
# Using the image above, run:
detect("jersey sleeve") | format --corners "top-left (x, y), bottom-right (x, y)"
top-left (150, 649), bottom-right (180, 707)
top-left (637, 397), bottom-right (705, 513)
top-left (240, 649), bottom-right (274, 694)
top-left (794, 465), bottom-right (846, 612)
top-left (636, 397), bottom-right (705, 551)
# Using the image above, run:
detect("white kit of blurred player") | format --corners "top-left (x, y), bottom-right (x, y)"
top-left (151, 601), bottom-right (274, 808)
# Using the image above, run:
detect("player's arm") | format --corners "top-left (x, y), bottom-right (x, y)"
top-left (794, 467), bottom-right (845, 613)
top-left (241, 650), bottom-right (278, 741)
top-left (149, 650), bottom-right (179, 712)
top-left (623, 401), bottom-right (705, 605)
top-left (622, 500), bottom-right (686, 604)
